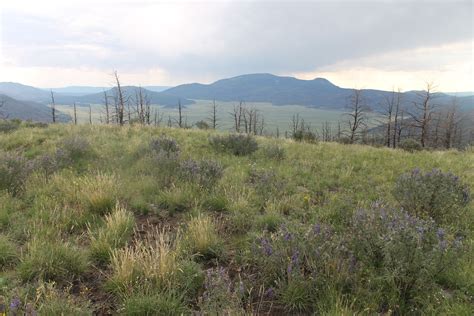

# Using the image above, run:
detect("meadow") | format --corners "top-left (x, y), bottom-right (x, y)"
top-left (0, 123), bottom-right (472, 315)
top-left (56, 100), bottom-right (354, 134)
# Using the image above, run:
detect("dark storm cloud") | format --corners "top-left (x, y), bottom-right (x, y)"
top-left (2, 0), bottom-right (472, 78)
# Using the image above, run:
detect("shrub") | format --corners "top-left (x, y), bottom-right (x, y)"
top-left (24, 121), bottom-right (48, 128)
top-left (149, 136), bottom-right (180, 157)
top-left (248, 167), bottom-right (285, 200)
top-left (179, 159), bottom-right (224, 189)
top-left (195, 120), bottom-right (210, 130)
top-left (33, 153), bottom-right (60, 177)
top-left (292, 129), bottom-right (318, 143)
top-left (0, 235), bottom-right (18, 269)
top-left (198, 267), bottom-right (244, 314)
top-left (89, 204), bottom-right (135, 264)
top-left (0, 151), bottom-right (32, 196)
top-left (393, 168), bottom-right (470, 224)
top-left (399, 138), bottom-right (422, 152)
top-left (348, 204), bottom-right (464, 312)
top-left (122, 292), bottom-right (189, 316)
top-left (261, 144), bottom-right (285, 161)
top-left (0, 120), bottom-right (20, 133)
top-left (209, 134), bottom-right (258, 156)
top-left (19, 239), bottom-right (88, 282)
top-left (57, 135), bottom-right (91, 162)
top-left (185, 214), bottom-right (221, 259)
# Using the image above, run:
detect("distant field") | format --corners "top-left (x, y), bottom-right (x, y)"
top-left (57, 100), bottom-right (383, 135)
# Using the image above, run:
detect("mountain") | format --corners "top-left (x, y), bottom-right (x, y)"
top-left (0, 82), bottom-right (193, 107)
top-left (54, 86), bottom-right (194, 107)
top-left (0, 82), bottom-right (52, 103)
top-left (144, 86), bottom-right (171, 92)
top-left (44, 86), bottom-right (110, 96)
top-left (0, 94), bottom-right (69, 122)
top-left (164, 73), bottom-right (474, 111)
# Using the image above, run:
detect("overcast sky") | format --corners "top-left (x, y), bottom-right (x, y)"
top-left (0, 0), bottom-right (472, 91)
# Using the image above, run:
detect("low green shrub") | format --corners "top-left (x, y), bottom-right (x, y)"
top-left (399, 138), bottom-right (422, 152)
top-left (261, 144), bottom-right (286, 161)
top-left (0, 151), bottom-right (32, 196)
top-left (0, 120), bottom-right (20, 133)
top-left (209, 134), bottom-right (258, 156)
top-left (393, 168), bottom-right (470, 224)
top-left (179, 159), bottom-right (224, 189)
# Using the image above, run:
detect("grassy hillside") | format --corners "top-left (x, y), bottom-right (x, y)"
top-left (0, 124), bottom-right (472, 314)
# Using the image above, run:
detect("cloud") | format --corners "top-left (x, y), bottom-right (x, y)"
top-left (0, 0), bottom-right (472, 88)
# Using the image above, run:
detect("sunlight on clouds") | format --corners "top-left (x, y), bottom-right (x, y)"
top-left (294, 41), bottom-right (474, 91)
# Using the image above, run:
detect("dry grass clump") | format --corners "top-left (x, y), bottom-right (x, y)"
top-left (89, 203), bottom-right (135, 264)
top-left (185, 213), bottom-right (221, 259)
top-left (107, 228), bottom-right (182, 295)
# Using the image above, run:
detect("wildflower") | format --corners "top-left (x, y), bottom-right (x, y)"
top-left (264, 287), bottom-right (275, 299)
top-left (260, 238), bottom-right (273, 256)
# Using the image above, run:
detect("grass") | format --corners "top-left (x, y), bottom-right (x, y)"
top-left (0, 123), bottom-right (472, 314)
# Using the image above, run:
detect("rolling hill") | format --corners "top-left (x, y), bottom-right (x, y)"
top-left (0, 94), bottom-right (70, 122)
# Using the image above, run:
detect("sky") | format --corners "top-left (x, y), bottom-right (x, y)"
top-left (0, 0), bottom-right (472, 91)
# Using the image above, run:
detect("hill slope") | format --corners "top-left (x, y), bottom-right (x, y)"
top-left (0, 94), bottom-right (69, 122)
top-left (0, 124), bottom-right (472, 314)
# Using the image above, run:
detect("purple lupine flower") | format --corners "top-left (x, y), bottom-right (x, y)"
top-left (265, 287), bottom-right (275, 299)
top-left (436, 228), bottom-right (445, 240)
top-left (313, 223), bottom-right (321, 235)
top-left (10, 297), bottom-right (21, 315)
top-left (291, 250), bottom-right (299, 266)
top-left (349, 254), bottom-right (357, 274)
top-left (439, 240), bottom-right (447, 251)
top-left (260, 237), bottom-right (273, 256)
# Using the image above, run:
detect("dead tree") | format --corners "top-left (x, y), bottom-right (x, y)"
top-left (73, 102), bottom-right (77, 125)
top-left (230, 101), bottom-right (244, 132)
top-left (103, 90), bottom-right (110, 124)
top-left (321, 121), bottom-right (332, 142)
top-left (345, 89), bottom-right (367, 144)
top-left (176, 100), bottom-right (183, 128)
top-left (208, 99), bottom-right (218, 129)
top-left (114, 71), bottom-right (126, 125)
top-left (89, 105), bottom-right (92, 124)
top-left (50, 90), bottom-right (56, 123)
top-left (443, 97), bottom-right (462, 149)
top-left (408, 82), bottom-right (437, 147)
top-left (392, 90), bottom-right (402, 148)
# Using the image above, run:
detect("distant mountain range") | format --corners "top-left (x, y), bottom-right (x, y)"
top-left (0, 83), bottom-right (192, 107)
top-left (0, 74), bottom-right (472, 122)
top-left (43, 85), bottom-right (171, 96)
top-left (164, 73), bottom-right (474, 111)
